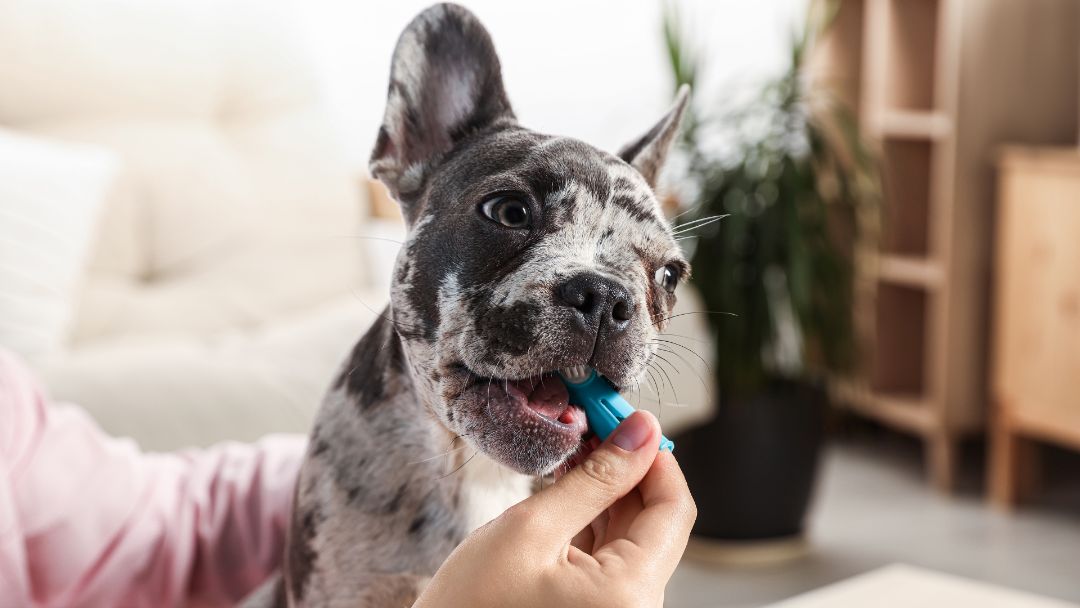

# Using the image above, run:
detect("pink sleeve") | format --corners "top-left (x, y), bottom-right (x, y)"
top-left (0, 350), bottom-right (306, 608)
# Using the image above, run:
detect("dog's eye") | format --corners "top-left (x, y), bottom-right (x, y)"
top-left (654, 264), bottom-right (679, 294)
top-left (480, 195), bottom-right (531, 229)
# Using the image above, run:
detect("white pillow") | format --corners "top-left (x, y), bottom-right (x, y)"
top-left (0, 129), bottom-right (118, 358)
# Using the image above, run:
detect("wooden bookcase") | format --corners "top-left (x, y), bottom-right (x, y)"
top-left (811, 0), bottom-right (1078, 490)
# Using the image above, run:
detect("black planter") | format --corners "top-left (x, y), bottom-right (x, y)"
top-left (674, 379), bottom-right (826, 540)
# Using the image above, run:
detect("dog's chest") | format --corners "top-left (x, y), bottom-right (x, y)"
top-left (457, 451), bottom-right (534, 532)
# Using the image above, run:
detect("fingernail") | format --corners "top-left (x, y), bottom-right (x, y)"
top-left (610, 411), bottom-right (652, 451)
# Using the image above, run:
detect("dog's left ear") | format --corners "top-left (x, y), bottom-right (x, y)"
top-left (370, 3), bottom-right (515, 208)
top-left (617, 85), bottom-right (690, 188)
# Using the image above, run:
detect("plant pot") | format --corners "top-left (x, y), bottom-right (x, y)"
top-left (674, 378), bottom-right (826, 543)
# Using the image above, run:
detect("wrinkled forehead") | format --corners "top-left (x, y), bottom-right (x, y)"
top-left (424, 128), bottom-right (675, 250)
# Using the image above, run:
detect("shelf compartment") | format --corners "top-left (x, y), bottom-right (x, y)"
top-left (882, 0), bottom-right (940, 112)
top-left (880, 138), bottom-right (933, 256)
top-left (871, 283), bottom-right (928, 396)
top-left (876, 254), bottom-right (943, 288)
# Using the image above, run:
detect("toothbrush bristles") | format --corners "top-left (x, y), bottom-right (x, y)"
top-left (560, 365), bottom-right (591, 382)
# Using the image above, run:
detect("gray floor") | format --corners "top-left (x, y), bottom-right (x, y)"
top-left (666, 437), bottom-right (1080, 608)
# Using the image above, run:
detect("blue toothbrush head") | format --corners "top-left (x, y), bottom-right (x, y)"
top-left (557, 366), bottom-right (675, 452)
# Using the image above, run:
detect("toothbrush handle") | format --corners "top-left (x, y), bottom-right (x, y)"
top-left (587, 395), bottom-right (675, 453)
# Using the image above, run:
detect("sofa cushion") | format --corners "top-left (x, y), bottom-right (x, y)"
top-left (0, 129), bottom-right (118, 358)
top-left (0, 0), bottom-right (364, 330)
top-left (35, 293), bottom-right (387, 451)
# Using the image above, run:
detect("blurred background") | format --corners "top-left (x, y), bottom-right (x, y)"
top-left (1, 0), bottom-right (1078, 606)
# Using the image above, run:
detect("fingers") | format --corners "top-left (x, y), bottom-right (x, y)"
top-left (570, 523), bottom-right (595, 553)
top-left (520, 411), bottom-right (661, 550)
top-left (620, 451), bottom-right (697, 578)
top-left (604, 488), bottom-right (644, 544)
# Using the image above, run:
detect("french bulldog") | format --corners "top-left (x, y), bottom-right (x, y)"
top-left (250, 3), bottom-right (691, 606)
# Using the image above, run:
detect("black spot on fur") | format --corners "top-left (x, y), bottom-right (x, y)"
top-left (348, 485), bottom-right (363, 504)
top-left (287, 501), bottom-right (320, 601)
top-left (445, 524), bottom-right (462, 543)
top-left (408, 512), bottom-right (429, 536)
top-left (333, 312), bottom-right (404, 409)
top-left (385, 483), bottom-right (408, 514)
top-left (611, 194), bottom-right (661, 226)
top-left (477, 300), bottom-right (539, 357)
top-left (265, 575), bottom-right (288, 608)
top-left (401, 251), bottom-right (442, 342)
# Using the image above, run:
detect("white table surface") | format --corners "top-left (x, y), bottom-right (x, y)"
top-left (769, 564), bottom-right (1079, 608)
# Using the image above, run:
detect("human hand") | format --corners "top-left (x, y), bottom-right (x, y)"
top-left (413, 411), bottom-right (697, 608)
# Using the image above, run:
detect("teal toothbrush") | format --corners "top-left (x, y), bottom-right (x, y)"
top-left (558, 366), bottom-right (675, 452)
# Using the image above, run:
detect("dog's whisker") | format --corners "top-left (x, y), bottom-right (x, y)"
top-left (643, 366), bottom-right (662, 405)
top-left (650, 352), bottom-right (681, 414)
top-left (671, 214), bottom-right (729, 235)
top-left (334, 233), bottom-right (405, 245)
top-left (408, 443), bottom-right (471, 465)
top-left (669, 203), bottom-right (705, 223)
top-left (674, 212), bottom-right (726, 227)
top-left (651, 338), bottom-right (713, 374)
top-left (655, 345), bottom-right (712, 399)
top-left (439, 450), bottom-right (479, 480)
top-left (653, 310), bottom-right (738, 323)
top-left (658, 331), bottom-right (711, 344)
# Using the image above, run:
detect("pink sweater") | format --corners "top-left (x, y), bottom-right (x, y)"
top-left (0, 351), bottom-right (305, 607)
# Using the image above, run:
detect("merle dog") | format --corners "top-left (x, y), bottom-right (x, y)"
top-left (248, 4), bottom-right (691, 606)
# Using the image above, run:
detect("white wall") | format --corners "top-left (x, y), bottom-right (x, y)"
top-left (294, 0), bottom-right (804, 169)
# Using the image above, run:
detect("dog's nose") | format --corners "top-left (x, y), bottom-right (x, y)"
top-left (557, 272), bottom-right (635, 335)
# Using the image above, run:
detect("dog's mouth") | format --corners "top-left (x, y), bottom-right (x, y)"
top-left (448, 366), bottom-right (590, 473)
top-left (463, 369), bottom-right (588, 435)
top-left (509, 373), bottom-right (588, 429)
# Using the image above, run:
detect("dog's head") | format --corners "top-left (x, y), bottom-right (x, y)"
top-left (371, 3), bottom-right (689, 475)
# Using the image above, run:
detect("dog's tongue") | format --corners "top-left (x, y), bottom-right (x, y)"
top-left (509, 376), bottom-right (572, 422)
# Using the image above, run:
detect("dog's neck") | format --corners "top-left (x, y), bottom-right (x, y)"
top-left (319, 307), bottom-right (534, 515)
top-left (287, 309), bottom-right (534, 603)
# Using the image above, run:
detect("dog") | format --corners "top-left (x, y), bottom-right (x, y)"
top-left (248, 3), bottom-right (691, 606)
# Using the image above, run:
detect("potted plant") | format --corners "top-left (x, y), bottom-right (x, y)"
top-left (663, 2), bottom-right (879, 553)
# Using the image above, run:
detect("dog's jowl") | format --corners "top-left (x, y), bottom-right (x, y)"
top-left (248, 3), bottom-right (691, 606)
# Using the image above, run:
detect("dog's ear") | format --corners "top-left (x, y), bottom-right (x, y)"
top-left (617, 85), bottom-right (690, 188)
top-left (370, 3), bottom-right (515, 208)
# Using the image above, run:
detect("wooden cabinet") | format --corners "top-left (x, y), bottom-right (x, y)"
top-left (990, 148), bottom-right (1080, 508)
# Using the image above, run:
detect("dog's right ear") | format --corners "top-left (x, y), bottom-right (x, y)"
top-left (370, 3), bottom-right (515, 212)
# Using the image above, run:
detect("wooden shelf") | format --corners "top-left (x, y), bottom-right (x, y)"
top-left (874, 109), bottom-right (952, 140)
top-left (875, 254), bottom-right (943, 288)
top-left (832, 380), bottom-right (934, 435)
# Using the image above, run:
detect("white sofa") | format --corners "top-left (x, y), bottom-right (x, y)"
top-left (0, 0), bottom-right (713, 451)
top-left (0, 0), bottom-right (393, 450)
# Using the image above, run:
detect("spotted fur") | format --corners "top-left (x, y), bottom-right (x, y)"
top-left (247, 4), bottom-right (691, 606)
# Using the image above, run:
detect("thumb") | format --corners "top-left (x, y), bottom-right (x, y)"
top-left (522, 410), bottom-right (661, 548)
